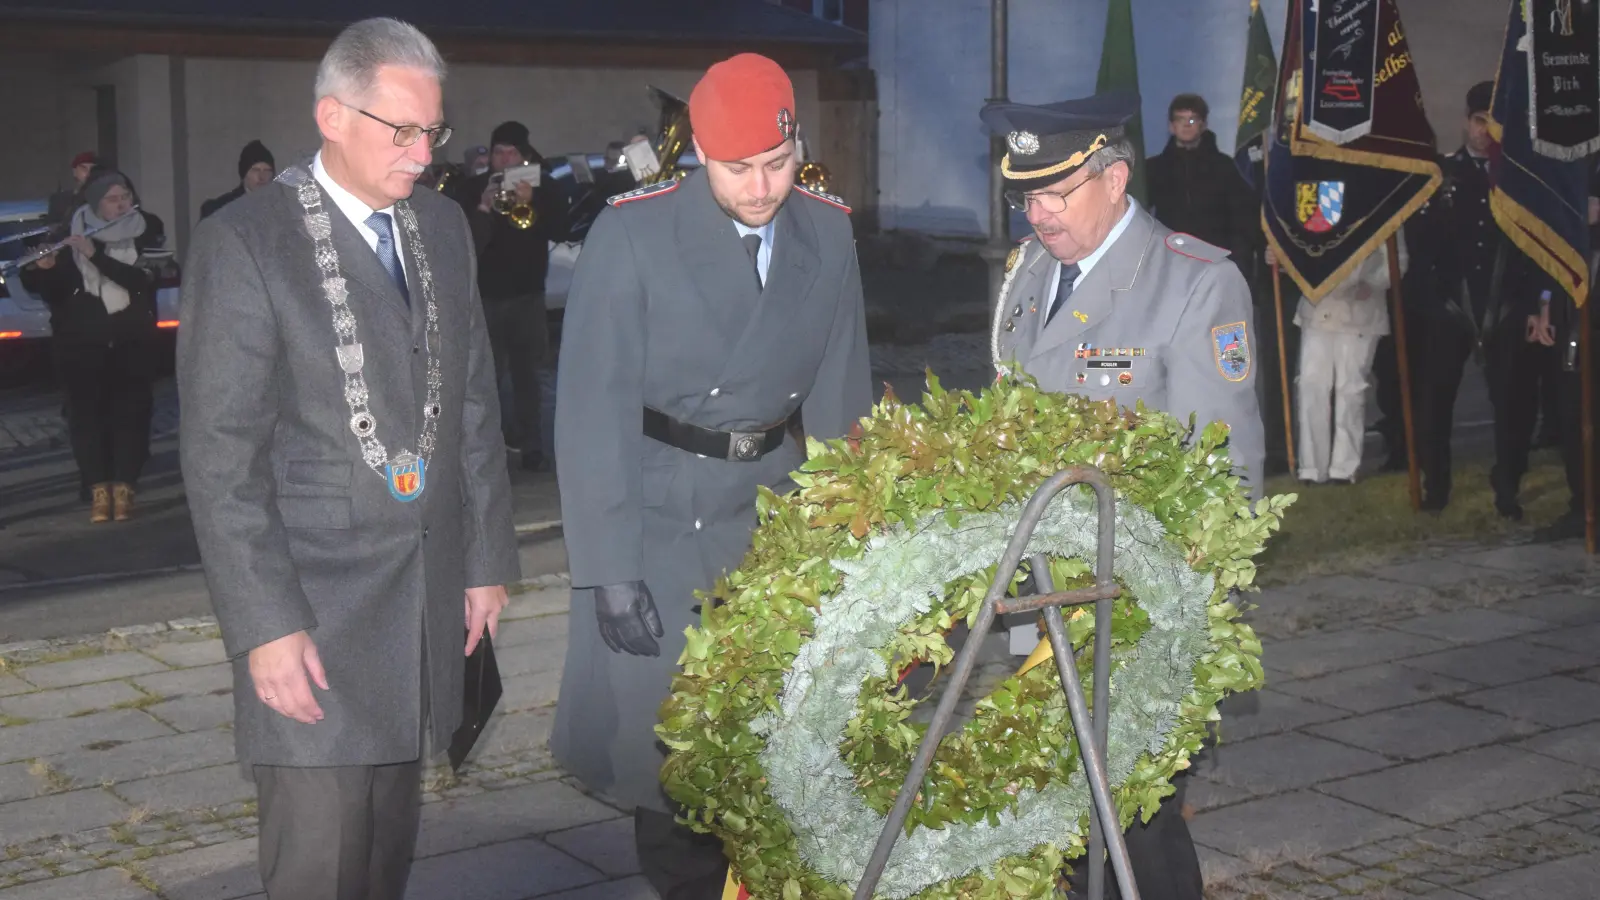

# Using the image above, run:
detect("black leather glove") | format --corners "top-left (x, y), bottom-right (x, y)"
top-left (594, 581), bottom-right (664, 657)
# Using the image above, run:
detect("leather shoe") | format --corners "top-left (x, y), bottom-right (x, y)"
top-left (1494, 495), bottom-right (1524, 521)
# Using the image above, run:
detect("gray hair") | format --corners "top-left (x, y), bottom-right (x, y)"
top-left (314, 18), bottom-right (446, 104)
top-left (1085, 139), bottom-right (1136, 175)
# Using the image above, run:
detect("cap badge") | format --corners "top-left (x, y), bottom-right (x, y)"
top-left (1007, 130), bottom-right (1040, 155)
top-left (776, 107), bottom-right (796, 141)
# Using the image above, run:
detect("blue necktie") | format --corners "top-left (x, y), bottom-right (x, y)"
top-left (364, 211), bottom-right (409, 305)
top-left (1045, 263), bottom-right (1081, 325)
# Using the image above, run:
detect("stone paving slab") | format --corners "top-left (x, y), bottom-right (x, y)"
top-left (1403, 637), bottom-right (1595, 687)
top-left (1321, 745), bottom-right (1597, 826)
top-left (0, 674), bottom-right (32, 698)
top-left (544, 817), bottom-right (642, 879)
top-left (1272, 661), bottom-right (1482, 714)
top-left (415, 781), bottom-right (621, 860)
top-left (1459, 675), bottom-right (1600, 729)
top-left (1213, 688), bottom-right (1348, 741)
top-left (0, 681), bottom-right (145, 721)
top-left (1383, 608), bottom-right (1554, 645)
top-left (1519, 621), bottom-right (1600, 654)
top-left (50, 728), bottom-right (236, 786)
top-left (19, 652), bottom-right (169, 689)
top-left (132, 839), bottom-right (262, 900)
top-left (404, 838), bottom-right (602, 900)
top-left (140, 639), bottom-right (226, 669)
top-left (0, 710), bottom-right (174, 764)
top-left (1367, 557), bottom-right (1499, 589)
top-left (1264, 626), bottom-right (1451, 681)
top-left (0, 763), bottom-right (44, 805)
top-left (1304, 700), bottom-right (1541, 761)
top-left (1451, 849), bottom-right (1600, 900)
top-left (1515, 722), bottom-right (1600, 771)
top-left (144, 693), bottom-right (234, 733)
top-left (130, 663), bottom-right (233, 699)
top-left (0, 789), bottom-right (131, 848)
top-left (541, 876), bottom-right (657, 900)
top-left (1191, 790), bottom-right (1418, 859)
top-left (0, 867), bottom-right (155, 899)
top-left (1499, 592), bottom-right (1600, 625)
top-left (1193, 732), bottom-right (1391, 798)
top-left (113, 764), bottom-right (252, 815)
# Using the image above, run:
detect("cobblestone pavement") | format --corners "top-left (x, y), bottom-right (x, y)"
top-left (0, 542), bottom-right (1594, 899)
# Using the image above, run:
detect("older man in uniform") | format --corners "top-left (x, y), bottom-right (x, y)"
top-left (552, 53), bottom-right (872, 897)
top-left (982, 92), bottom-right (1263, 900)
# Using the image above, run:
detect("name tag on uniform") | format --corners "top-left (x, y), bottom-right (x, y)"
top-left (1086, 360), bottom-right (1132, 369)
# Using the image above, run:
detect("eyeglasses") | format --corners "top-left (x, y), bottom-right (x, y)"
top-left (348, 106), bottom-right (453, 149)
top-left (1005, 171), bottom-right (1102, 214)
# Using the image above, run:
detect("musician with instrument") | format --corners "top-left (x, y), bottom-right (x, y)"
top-left (457, 120), bottom-right (567, 471)
top-left (551, 52), bottom-right (870, 897)
top-left (20, 170), bottom-right (163, 523)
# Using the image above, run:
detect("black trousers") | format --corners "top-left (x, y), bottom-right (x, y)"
top-left (54, 335), bottom-right (155, 491)
top-left (1065, 774), bottom-right (1204, 900)
top-left (481, 293), bottom-right (549, 458)
top-left (254, 761), bottom-right (424, 900)
top-left (1413, 316), bottom-right (1475, 504)
top-left (1485, 321), bottom-right (1551, 500)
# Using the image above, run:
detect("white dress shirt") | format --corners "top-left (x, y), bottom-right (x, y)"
top-left (312, 151), bottom-right (409, 277)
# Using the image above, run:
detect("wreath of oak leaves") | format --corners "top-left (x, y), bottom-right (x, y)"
top-left (657, 374), bottom-right (1292, 900)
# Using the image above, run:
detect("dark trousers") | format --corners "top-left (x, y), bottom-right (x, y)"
top-left (55, 336), bottom-right (154, 491)
top-left (1414, 316), bottom-right (1475, 504)
top-left (254, 761), bottom-right (423, 900)
top-left (481, 293), bottom-right (549, 458)
top-left (1485, 321), bottom-right (1550, 500)
top-left (1066, 775), bottom-right (1204, 900)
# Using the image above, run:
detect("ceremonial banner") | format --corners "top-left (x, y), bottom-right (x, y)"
top-left (1527, 0), bottom-right (1600, 160)
top-left (1490, 0), bottom-right (1594, 305)
top-left (1304, 0), bottom-right (1383, 143)
top-left (1262, 0), bottom-right (1442, 301)
top-left (1234, 0), bottom-right (1280, 188)
top-left (1097, 0), bottom-right (1146, 204)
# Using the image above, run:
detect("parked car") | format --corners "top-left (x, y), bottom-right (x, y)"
top-left (0, 199), bottom-right (182, 385)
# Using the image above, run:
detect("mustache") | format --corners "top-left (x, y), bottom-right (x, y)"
top-left (394, 162), bottom-right (425, 175)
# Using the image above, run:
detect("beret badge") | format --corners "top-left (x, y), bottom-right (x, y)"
top-left (777, 107), bottom-right (796, 141)
top-left (1007, 130), bottom-right (1040, 156)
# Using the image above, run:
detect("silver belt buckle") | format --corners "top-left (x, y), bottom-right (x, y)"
top-left (728, 431), bottom-right (764, 462)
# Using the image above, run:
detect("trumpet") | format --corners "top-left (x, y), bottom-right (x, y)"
top-left (0, 206), bottom-right (141, 279)
top-left (490, 173), bottom-right (536, 230)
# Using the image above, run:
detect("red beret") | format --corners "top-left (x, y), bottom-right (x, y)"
top-left (689, 53), bottom-right (797, 162)
top-left (71, 151), bottom-right (99, 169)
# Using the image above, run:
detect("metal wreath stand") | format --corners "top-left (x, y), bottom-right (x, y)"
top-left (852, 466), bottom-right (1141, 900)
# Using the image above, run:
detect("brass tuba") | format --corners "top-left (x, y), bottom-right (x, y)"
top-left (640, 86), bottom-right (693, 186)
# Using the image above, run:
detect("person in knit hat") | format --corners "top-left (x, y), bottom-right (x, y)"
top-left (198, 140), bottom-right (276, 220)
top-left (47, 151), bottom-right (101, 228)
top-left (549, 51), bottom-right (869, 898)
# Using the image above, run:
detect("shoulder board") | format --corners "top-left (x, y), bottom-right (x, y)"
top-left (606, 180), bottom-right (680, 207)
top-left (793, 184), bottom-right (851, 213)
top-left (1016, 234), bottom-right (1035, 244)
top-left (1164, 232), bottom-right (1227, 263)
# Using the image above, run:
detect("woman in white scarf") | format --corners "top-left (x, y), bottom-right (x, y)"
top-left (20, 170), bottom-right (161, 523)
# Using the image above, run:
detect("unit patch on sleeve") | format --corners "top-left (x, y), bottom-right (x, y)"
top-left (1212, 321), bottom-right (1252, 382)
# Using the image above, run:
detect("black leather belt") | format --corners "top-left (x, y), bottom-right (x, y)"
top-left (643, 406), bottom-right (797, 462)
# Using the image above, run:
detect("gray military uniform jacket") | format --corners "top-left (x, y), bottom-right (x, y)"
top-left (178, 163), bottom-right (520, 770)
top-left (993, 204), bottom-right (1266, 495)
top-left (551, 168), bottom-right (872, 810)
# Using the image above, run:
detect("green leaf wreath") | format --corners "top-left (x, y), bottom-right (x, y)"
top-left (657, 374), bottom-right (1293, 900)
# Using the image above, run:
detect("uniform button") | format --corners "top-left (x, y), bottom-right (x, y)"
top-left (694, 519), bottom-right (703, 530)
top-left (412, 345), bottom-right (419, 354)
top-left (1173, 237), bottom-right (1185, 245)
top-left (789, 392), bottom-right (799, 399)
top-left (709, 388), bottom-right (720, 397)
top-left (1099, 374), bottom-right (1112, 386)
top-left (422, 527), bottom-right (430, 539)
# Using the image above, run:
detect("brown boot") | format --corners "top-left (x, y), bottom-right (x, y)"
top-left (90, 484), bottom-right (112, 524)
top-left (112, 483), bottom-right (135, 522)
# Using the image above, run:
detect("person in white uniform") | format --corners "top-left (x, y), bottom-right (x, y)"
top-left (1287, 238), bottom-right (1408, 484)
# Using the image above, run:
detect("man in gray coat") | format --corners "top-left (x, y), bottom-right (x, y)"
top-left (178, 18), bottom-right (519, 899)
top-left (980, 92), bottom-right (1264, 900)
top-left (551, 52), bottom-right (871, 896)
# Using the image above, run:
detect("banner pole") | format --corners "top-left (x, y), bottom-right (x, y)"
top-left (1385, 235), bottom-right (1421, 511)
top-left (1271, 259), bottom-right (1297, 476)
top-left (1583, 298), bottom-right (1595, 554)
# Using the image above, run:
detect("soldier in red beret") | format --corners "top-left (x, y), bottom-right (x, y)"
top-left (552, 52), bottom-right (872, 896)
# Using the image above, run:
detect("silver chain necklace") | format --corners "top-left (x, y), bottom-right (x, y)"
top-left (281, 164), bottom-right (442, 502)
